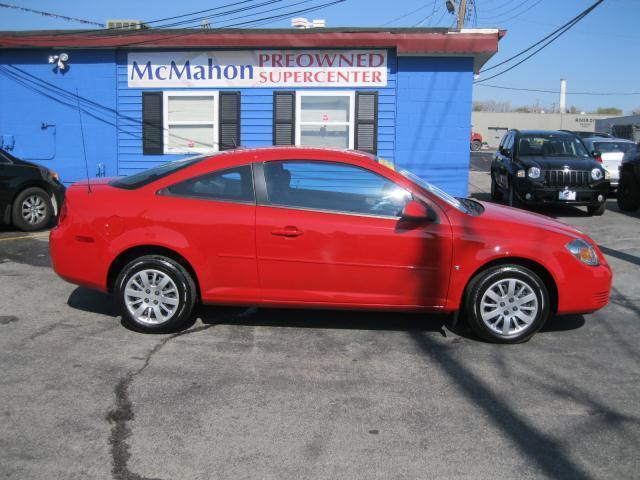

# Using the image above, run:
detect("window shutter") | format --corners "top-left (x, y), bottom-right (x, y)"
top-left (142, 92), bottom-right (163, 155)
top-left (355, 92), bottom-right (378, 154)
top-left (273, 91), bottom-right (295, 145)
top-left (219, 91), bottom-right (241, 150)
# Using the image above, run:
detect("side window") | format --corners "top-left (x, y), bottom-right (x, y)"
top-left (165, 165), bottom-right (254, 203)
top-left (263, 161), bottom-right (411, 217)
top-left (504, 134), bottom-right (514, 154)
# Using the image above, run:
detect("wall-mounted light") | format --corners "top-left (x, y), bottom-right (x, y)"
top-left (48, 52), bottom-right (69, 70)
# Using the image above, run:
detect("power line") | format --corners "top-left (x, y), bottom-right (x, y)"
top-left (477, 0), bottom-right (544, 25)
top-left (476, 83), bottom-right (640, 96)
top-left (109, 0), bottom-right (346, 48)
top-left (474, 0), bottom-right (604, 83)
top-left (477, 0), bottom-right (534, 22)
top-left (0, 2), bottom-right (105, 27)
top-left (0, 0), bottom-right (346, 48)
top-left (381, 2), bottom-right (436, 27)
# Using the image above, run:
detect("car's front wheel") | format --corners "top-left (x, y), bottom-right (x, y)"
top-left (12, 187), bottom-right (53, 231)
top-left (490, 172), bottom-right (503, 201)
top-left (115, 255), bottom-right (197, 333)
top-left (464, 264), bottom-right (550, 343)
top-left (587, 203), bottom-right (606, 216)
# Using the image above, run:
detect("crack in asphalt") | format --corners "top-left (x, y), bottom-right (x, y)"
top-left (105, 324), bottom-right (214, 480)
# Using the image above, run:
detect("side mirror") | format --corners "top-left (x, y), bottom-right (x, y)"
top-left (401, 200), bottom-right (433, 221)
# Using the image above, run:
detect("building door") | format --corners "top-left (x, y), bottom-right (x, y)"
top-left (488, 127), bottom-right (508, 148)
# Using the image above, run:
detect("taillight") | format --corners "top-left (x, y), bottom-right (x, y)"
top-left (58, 202), bottom-right (68, 225)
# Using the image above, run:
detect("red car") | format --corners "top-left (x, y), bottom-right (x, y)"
top-left (50, 147), bottom-right (612, 343)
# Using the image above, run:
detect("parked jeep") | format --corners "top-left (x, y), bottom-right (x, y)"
top-left (491, 130), bottom-right (610, 215)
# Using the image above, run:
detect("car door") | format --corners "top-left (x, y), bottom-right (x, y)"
top-left (254, 159), bottom-right (453, 308)
top-left (153, 164), bottom-right (260, 303)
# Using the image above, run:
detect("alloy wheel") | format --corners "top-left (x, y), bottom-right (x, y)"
top-left (21, 195), bottom-right (47, 225)
top-left (479, 278), bottom-right (539, 337)
top-left (124, 269), bottom-right (180, 325)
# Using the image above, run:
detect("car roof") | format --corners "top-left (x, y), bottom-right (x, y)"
top-left (516, 130), bottom-right (576, 137)
top-left (200, 146), bottom-right (378, 162)
top-left (581, 137), bottom-right (635, 143)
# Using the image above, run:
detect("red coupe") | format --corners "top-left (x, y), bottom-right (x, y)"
top-left (50, 147), bottom-right (612, 343)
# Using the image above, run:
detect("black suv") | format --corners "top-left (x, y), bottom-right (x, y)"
top-left (617, 145), bottom-right (640, 212)
top-left (490, 130), bottom-right (610, 215)
top-left (0, 148), bottom-right (66, 231)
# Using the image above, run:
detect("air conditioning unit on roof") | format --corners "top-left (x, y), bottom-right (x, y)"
top-left (106, 19), bottom-right (148, 30)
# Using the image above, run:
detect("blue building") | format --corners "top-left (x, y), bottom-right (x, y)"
top-left (0, 28), bottom-right (501, 196)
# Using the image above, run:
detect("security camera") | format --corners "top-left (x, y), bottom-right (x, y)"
top-left (48, 53), bottom-right (69, 70)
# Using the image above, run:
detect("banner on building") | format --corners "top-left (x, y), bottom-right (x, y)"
top-left (127, 50), bottom-right (387, 88)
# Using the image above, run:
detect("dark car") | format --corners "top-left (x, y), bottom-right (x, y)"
top-left (617, 145), bottom-right (640, 212)
top-left (490, 130), bottom-right (610, 216)
top-left (0, 148), bottom-right (66, 231)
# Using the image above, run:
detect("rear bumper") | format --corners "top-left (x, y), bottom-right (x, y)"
top-left (49, 221), bottom-right (109, 292)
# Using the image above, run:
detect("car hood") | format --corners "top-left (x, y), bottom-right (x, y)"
top-left (520, 156), bottom-right (600, 170)
top-left (476, 200), bottom-right (586, 239)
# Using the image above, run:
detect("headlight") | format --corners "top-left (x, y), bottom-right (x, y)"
top-left (50, 170), bottom-right (60, 182)
top-left (566, 239), bottom-right (599, 266)
top-left (528, 167), bottom-right (541, 179)
top-left (591, 168), bottom-right (603, 181)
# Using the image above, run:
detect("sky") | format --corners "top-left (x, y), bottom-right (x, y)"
top-left (0, 0), bottom-right (638, 113)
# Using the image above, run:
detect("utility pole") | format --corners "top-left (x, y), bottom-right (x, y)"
top-left (456, 0), bottom-right (467, 30)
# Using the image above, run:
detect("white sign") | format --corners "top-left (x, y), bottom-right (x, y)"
top-left (127, 50), bottom-right (387, 88)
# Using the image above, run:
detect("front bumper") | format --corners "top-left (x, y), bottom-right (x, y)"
top-left (556, 255), bottom-right (612, 315)
top-left (515, 178), bottom-right (609, 206)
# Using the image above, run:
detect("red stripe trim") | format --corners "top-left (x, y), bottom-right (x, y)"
top-left (0, 31), bottom-right (502, 55)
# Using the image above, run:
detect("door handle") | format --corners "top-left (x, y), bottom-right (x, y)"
top-left (271, 226), bottom-right (303, 237)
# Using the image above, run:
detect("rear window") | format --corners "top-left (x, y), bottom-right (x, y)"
top-left (110, 155), bottom-right (207, 189)
top-left (594, 142), bottom-right (635, 154)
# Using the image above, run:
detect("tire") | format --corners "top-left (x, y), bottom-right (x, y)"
top-left (616, 177), bottom-right (640, 212)
top-left (11, 187), bottom-right (53, 231)
top-left (587, 203), bottom-right (606, 216)
top-left (464, 264), bottom-right (550, 344)
top-left (490, 172), bottom-right (503, 201)
top-left (508, 179), bottom-right (520, 208)
top-left (471, 140), bottom-right (482, 152)
top-left (114, 255), bottom-right (197, 333)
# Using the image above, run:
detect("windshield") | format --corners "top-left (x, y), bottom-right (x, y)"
top-left (110, 154), bottom-right (208, 189)
top-left (594, 142), bottom-right (635, 154)
top-left (518, 135), bottom-right (590, 158)
top-left (398, 168), bottom-right (469, 213)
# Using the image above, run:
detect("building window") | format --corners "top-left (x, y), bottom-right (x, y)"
top-left (163, 91), bottom-right (219, 154)
top-left (295, 91), bottom-right (355, 149)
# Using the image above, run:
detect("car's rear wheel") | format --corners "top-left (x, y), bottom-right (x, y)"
top-left (471, 140), bottom-right (482, 152)
top-left (12, 187), bottom-right (53, 231)
top-left (616, 177), bottom-right (640, 211)
top-left (587, 203), bottom-right (606, 216)
top-left (115, 255), bottom-right (197, 333)
top-left (464, 264), bottom-right (549, 344)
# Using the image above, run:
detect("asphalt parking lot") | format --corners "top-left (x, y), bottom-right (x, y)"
top-left (1, 154), bottom-right (639, 480)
